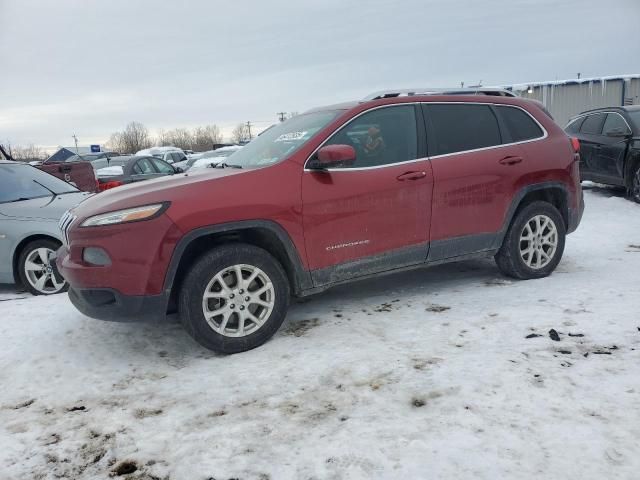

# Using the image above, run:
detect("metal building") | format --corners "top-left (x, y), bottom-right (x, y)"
top-left (499, 74), bottom-right (640, 127)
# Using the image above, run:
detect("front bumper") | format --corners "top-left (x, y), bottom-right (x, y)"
top-left (68, 287), bottom-right (168, 322)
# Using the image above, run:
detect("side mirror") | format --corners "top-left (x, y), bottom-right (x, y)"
top-left (309, 144), bottom-right (356, 170)
top-left (174, 166), bottom-right (184, 174)
top-left (606, 128), bottom-right (631, 138)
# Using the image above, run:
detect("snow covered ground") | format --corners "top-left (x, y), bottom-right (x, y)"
top-left (1, 186), bottom-right (639, 480)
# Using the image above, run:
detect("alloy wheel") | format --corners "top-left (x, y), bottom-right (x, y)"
top-left (24, 247), bottom-right (66, 294)
top-left (201, 264), bottom-right (275, 337)
top-left (518, 214), bottom-right (558, 270)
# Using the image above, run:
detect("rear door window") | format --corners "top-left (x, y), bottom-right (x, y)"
top-left (565, 116), bottom-right (585, 134)
top-left (132, 158), bottom-right (156, 174)
top-left (580, 114), bottom-right (606, 135)
top-left (425, 104), bottom-right (501, 156)
top-left (496, 105), bottom-right (544, 142)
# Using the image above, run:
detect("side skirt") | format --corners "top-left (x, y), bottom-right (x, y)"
top-left (309, 243), bottom-right (429, 288)
top-left (301, 237), bottom-right (496, 297)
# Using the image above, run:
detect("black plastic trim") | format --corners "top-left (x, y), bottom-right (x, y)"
top-left (498, 182), bottom-right (571, 244)
top-left (68, 287), bottom-right (167, 322)
top-left (163, 220), bottom-right (312, 297)
top-left (427, 233), bottom-right (498, 262)
top-left (310, 242), bottom-right (428, 288)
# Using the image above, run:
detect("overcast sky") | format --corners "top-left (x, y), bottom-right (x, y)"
top-left (1, 0), bottom-right (639, 151)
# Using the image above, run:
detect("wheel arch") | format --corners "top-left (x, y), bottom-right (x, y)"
top-left (623, 149), bottom-right (640, 190)
top-left (497, 182), bottom-right (570, 248)
top-left (164, 220), bottom-right (312, 312)
top-left (12, 234), bottom-right (62, 285)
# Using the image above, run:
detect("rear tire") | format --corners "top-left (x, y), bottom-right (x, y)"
top-left (18, 239), bottom-right (68, 296)
top-left (495, 201), bottom-right (566, 280)
top-left (178, 243), bottom-right (290, 354)
top-left (629, 163), bottom-right (640, 204)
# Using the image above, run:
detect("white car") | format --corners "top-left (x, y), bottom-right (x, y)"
top-left (188, 146), bottom-right (243, 171)
top-left (135, 146), bottom-right (187, 164)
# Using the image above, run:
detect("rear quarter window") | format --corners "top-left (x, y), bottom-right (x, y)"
top-left (565, 116), bottom-right (585, 134)
top-left (496, 105), bottom-right (544, 142)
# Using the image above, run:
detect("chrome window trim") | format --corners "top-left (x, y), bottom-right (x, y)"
top-left (565, 111), bottom-right (632, 134)
top-left (303, 102), bottom-right (548, 172)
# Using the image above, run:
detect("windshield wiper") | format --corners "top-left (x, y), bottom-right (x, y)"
top-left (4, 197), bottom-right (32, 203)
top-left (33, 180), bottom-right (58, 196)
top-left (214, 162), bottom-right (242, 169)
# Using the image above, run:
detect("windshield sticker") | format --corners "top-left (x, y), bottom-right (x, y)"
top-left (275, 131), bottom-right (308, 142)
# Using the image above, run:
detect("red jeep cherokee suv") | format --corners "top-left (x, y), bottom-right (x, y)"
top-left (56, 90), bottom-right (584, 353)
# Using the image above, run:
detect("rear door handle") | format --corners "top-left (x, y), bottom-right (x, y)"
top-left (499, 156), bottom-right (523, 166)
top-left (397, 171), bottom-right (427, 181)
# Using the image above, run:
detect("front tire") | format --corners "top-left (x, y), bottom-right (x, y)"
top-left (18, 239), bottom-right (68, 295)
top-left (495, 201), bottom-right (566, 279)
top-left (178, 243), bottom-right (290, 354)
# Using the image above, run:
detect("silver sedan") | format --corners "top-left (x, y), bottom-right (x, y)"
top-left (0, 161), bottom-right (91, 295)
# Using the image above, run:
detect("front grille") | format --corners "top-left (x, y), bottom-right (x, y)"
top-left (59, 210), bottom-right (76, 246)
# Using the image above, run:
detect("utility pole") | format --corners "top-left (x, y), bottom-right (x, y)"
top-left (245, 121), bottom-right (252, 140)
top-left (277, 112), bottom-right (287, 122)
top-left (576, 72), bottom-right (581, 79)
top-left (72, 134), bottom-right (79, 153)
top-left (460, 81), bottom-right (464, 88)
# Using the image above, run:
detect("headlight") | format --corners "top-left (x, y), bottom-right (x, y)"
top-left (81, 203), bottom-right (168, 227)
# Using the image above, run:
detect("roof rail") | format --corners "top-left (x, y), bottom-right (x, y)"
top-left (363, 87), bottom-right (518, 101)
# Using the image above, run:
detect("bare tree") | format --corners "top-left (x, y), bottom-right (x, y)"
top-left (192, 125), bottom-right (222, 151)
top-left (8, 143), bottom-right (47, 162)
top-left (155, 129), bottom-right (172, 147)
top-left (231, 123), bottom-right (250, 144)
top-left (107, 121), bottom-right (152, 154)
top-left (105, 132), bottom-right (124, 153)
top-left (160, 128), bottom-right (193, 150)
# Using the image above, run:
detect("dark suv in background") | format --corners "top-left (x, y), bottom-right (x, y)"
top-left (565, 106), bottom-right (640, 202)
top-left (57, 89), bottom-right (583, 354)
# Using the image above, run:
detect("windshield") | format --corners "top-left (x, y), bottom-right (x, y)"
top-left (223, 110), bottom-right (340, 168)
top-left (0, 163), bottom-right (78, 203)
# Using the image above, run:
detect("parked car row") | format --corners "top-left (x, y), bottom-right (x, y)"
top-left (95, 155), bottom-right (184, 191)
top-left (173, 146), bottom-right (244, 171)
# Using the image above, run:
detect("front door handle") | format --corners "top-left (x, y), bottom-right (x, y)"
top-left (499, 156), bottom-right (523, 166)
top-left (397, 171), bottom-right (427, 181)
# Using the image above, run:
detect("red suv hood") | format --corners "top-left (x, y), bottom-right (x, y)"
top-left (72, 167), bottom-right (246, 219)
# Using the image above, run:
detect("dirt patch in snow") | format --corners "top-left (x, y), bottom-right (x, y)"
top-left (283, 317), bottom-right (320, 336)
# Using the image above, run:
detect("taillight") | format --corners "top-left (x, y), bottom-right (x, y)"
top-left (570, 137), bottom-right (580, 153)
top-left (98, 180), bottom-right (123, 192)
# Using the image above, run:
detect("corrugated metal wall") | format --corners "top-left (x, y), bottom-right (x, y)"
top-left (509, 77), bottom-right (640, 127)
